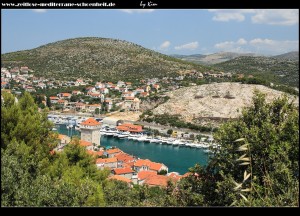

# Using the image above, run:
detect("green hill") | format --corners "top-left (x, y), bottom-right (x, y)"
top-left (1, 37), bottom-right (206, 81)
top-left (215, 56), bottom-right (299, 87)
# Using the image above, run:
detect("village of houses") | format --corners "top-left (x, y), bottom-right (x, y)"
top-left (55, 117), bottom-right (187, 188)
top-left (1, 66), bottom-right (231, 187)
top-left (1, 66), bottom-right (233, 116)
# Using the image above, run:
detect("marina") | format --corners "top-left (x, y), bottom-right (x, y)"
top-left (55, 121), bottom-right (210, 174)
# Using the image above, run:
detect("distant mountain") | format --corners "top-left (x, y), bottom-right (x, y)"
top-left (1, 37), bottom-right (207, 81)
top-left (171, 52), bottom-right (256, 65)
top-left (273, 51), bottom-right (299, 61)
top-left (215, 56), bottom-right (299, 87)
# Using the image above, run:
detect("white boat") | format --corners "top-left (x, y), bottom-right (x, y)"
top-left (137, 136), bottom-right (147, 142)
top-left (166, 138), bottom-right (175, 145)
top-left (75, 126), bottom-right (80, 131)
top-left (144, 137), bottom-right (152, 142)
top-left (150, 138), bottom-right (161, 143)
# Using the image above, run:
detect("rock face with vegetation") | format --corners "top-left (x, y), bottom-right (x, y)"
top-left (1, 37), bottom-right (205, 81)
top-left (153, 82), bottom-right (298, 125)
top-left (215, 55), bottom-right (299, 87)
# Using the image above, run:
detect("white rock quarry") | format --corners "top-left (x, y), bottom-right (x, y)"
top-left (153, 82), bottom-right (298, 123)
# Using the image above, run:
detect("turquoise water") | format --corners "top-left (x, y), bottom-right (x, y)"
top-left (56, 125), bottom-right (209, 174)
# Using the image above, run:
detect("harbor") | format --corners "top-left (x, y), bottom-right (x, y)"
top-left (54, 119), bottom-right (211, 174)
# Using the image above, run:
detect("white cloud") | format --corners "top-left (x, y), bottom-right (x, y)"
top-left (214, 38), bottom-right (247, 52)
top-left (212, 12), bottom-right (245, 22)
top-left (208, 9), bottom-right (298, 26)
top-left (175, 41), bottom-right (199, 51)
top-left (120, 9), bottom-right (155, 14)
top-left (214, 38), bottom-right (298, 55)
top-left (249, 38), bottom-right (298, 54)
top-left (159, 41), bottom-right (171, 50)
top-left (251, 9), bottom-right (299, 26)
top-left (32, 9), bottom-right (47, 13)
top-left (237, 38), bottom-right (247, 45)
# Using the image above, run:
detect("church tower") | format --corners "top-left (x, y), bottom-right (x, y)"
top-left (80, 118), bottom-right (101, 145)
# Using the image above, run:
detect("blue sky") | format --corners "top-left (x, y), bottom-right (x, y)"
top-left (2, 9), bottom-right (299, 55)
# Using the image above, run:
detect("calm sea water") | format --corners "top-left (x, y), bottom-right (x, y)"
top-left (57, 125), bottom-right (209, 174)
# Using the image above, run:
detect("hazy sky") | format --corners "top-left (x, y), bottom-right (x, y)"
top-left (2, 9), bottom-right (299, 55)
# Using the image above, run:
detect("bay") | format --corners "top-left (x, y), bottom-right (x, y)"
top-left (57, 124), bottom-right (209, 174)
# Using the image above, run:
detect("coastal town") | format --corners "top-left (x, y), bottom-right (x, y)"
top-left (1, 65), bottom-right (234, 115)
top-left (54, 117), bottom-right (190, 187)
top-left (1, 65), bottom-right (220, 187)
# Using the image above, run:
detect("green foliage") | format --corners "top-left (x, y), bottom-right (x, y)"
top-left (1, 37), bottom-right (208, 81)
top-left (167, 129), bottom-right (173, 135)
top-left (216, 56), bottom-right (299, 87)
top-left (177, 90), bottom-right (299, 206)
top-left (158, 170), bottom-right (168, 175)
top-left (1, 92), bottom-right (108, 206)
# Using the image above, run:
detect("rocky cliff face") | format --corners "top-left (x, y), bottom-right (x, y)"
top-left (153, 82), bottom-right (298, 125)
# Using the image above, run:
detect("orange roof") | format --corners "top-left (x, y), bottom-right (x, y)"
top-left (168, 172), bottom-right (182, 181)
top-left (80, 118), bottom-right (101, 126)
top-left (109, 175), bottom-right (132, 183)
top-left (89, 93), bottom-right (100, 96)
top-left (106, 148), bottom-right (122, 155)
top-left (125, 96), bottom-right (135, 100)
top-left (57, 134), bottom-right (68, 140)
top-left (96, 157), bottom-right (117, 164)
top-left (62, 93), bottom-right (71, 97)
top-left (97, 151), bottom-right (104, 156)
top-left (137, 170), bottom-right (157, 180)
top-left (182, 172), bottom-right (193, 178)
top-left (57, 99), bottom-right (66, 103)
top-left (87, 104), bottom-right (101, 107)
top-left (86, 150), bottom-right (104, 157)
top-left (144, 175), bottom-right (169, 187)
top-left (116, 124), bottom-right (143, 133)
top-left (50, 96), bottom-right (59, 100)
top-left (113, 167), bottom-right (135, 175)
top-left (115, 153), bottom-right (135, 163)
top-left (79, 140), bottom-right (93, 147)
top-left (134, 159), bottom-right (163, 171)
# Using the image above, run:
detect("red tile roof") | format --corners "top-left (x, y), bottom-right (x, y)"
top-left (57, 99), bottom-right (66, 103)
top-left (134, 159), bottom-right (163, 171)
top-left (86, 150), bottom-right (104, 157)
top-left (168, 172), bottom-right (182, 181)
top-left (106, 148), bottom-right (122, 155)
top-left (125, 96), bottom-right (135, 100)
top-left (116, 124), bottom-right (143, 133)
top-left (182, 172), bottom-right (193, 178)
top-left (62, 93), bottom-right (71, 97)
top-left (58, 134), bottom-right (69, 140)
top-left (109, 175), bottom-right (132, 183)
top-left (96, 157), bottom-right (117, 164)
top-left (144, 175), bottom-right (169, 187)
top-left (115, 153), bottom-right (135, 163)
top-left (79, 140), bottom-right (93, 147)
top-left (80, 118), bottom-right (101, 126)
top-left (137, 170), bottom-right (157, 180)
top-left (113, 167), bottom-right (135, 175)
